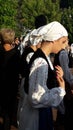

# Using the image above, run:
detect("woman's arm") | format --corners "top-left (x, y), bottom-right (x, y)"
top-left (28, 58), bottom-right (65, 108)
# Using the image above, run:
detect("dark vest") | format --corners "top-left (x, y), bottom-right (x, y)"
top-left (20, 46), bottom-right (34, 77)
top-left (54, 50), bottom-right (61, 66)
top-left (24, 48), bottom-right (59, 94)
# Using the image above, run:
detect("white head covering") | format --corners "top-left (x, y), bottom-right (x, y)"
top-left (22, 29), bottom-right (38, 47)
top-left (29, 21), bottom-right (68, 45)
top-left (22, 21), bottom-right (68, 46)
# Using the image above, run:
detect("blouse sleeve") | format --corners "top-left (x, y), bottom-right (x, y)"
top-left (28, 58), bottom-right (66, 108)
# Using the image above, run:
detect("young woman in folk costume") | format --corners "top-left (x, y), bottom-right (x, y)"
top-left (18, 21), bottom-right (68, 130)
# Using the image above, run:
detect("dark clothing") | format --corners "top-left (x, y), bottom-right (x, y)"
top-left (17, 46), bottom-right (35, 122)
top-left (39, 107), bottom-right (53, 130)
top-left (24, 48), bottom-right (58, 94)
top-left (0, 44), bottom-right (20, 127)
top-left (20, 46), bottom-right (34, 78)
top-left (64, 93), bottom-right (73, 130)
top-left (54, 50), bottom-right (61, 66)
top-left (68, 51), bottom-right (73, 68)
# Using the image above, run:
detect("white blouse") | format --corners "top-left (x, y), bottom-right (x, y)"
top-left (29, 56), bottom-right (66, 108)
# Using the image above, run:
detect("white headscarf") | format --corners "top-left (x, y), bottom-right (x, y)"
top-left (22, 21), bottom-right (68, 46)
top-left (29, 21), bottom-right (68, 45)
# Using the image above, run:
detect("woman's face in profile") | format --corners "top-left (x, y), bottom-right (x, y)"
top-left (53, 36), bottom-right (69, 54)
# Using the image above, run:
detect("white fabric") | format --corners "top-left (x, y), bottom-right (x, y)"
top-left (29, 21), bottom-right (68, 45)
top-left (22, 21), bottom-right (68, 47)
top-left (71, 43), bottom-right (73, 54)
top-left (26, 52), bottom-right (34, 63)
top-left (22, 29), bottom-right (38, 46)
top-left (47, 56), bottom-right (54, 70)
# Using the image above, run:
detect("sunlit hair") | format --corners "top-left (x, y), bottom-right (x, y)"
top-left (0, 28), bottom-right (15, 45)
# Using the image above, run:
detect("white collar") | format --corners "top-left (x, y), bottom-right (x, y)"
top-left (47, 56), bottom-right (54, 70)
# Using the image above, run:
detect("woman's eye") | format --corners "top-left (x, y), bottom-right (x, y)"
top-left (62, 39), bottom-right (69, 44)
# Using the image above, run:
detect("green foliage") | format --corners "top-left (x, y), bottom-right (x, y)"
top-left (0, 0), bottom-right (73, 42)
top-left (61, 7), bottom-right (73, 43)
top-left (0, 0), bottom-right (18, 34)
top-left (68, 0), bottom-right (73, 8)
top-left (21, 0), bottom-right (46, 29)
top-left (44, 0), bottom-right (62, 22)
top-left (20, 0), bottom-right (61, 29)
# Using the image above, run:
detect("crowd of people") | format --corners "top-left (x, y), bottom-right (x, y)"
top-left (0, 14), bottom-right (73, 130)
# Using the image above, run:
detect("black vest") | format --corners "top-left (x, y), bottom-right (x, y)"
top-left (20, 46), bottom-right (34, 77)
top-left (24, 49), bottom-right (59, 94)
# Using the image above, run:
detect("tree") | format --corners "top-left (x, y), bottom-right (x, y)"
top-left (0, 0), bottom-right (73, 41)
top-left (0, 0), bottom-right (19, 35)
top-left (61, 7), bottom-right (73, 44)
top-left (20, 0), bottom-right (62, 30)
top-left (60, 0), bottom-right (73, 9)
top-left (68, 0), bottom-right (73, 8)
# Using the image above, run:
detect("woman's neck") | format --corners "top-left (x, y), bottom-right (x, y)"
top-left (40, 41), bottom-right (52, 56)
top-left (30, 45), bottom-right (37, 51)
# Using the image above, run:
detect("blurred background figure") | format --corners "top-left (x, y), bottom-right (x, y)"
top-left (70, 43), bottom-right (73, 57)
top-left (34, 14), bottom-right (47, 29)
top-left (54, 43), bottom-right (73, 130)
top-left (17, 14), bottom-right (48, 128)
top-left (0, 28), bottom-right (20, 130)
top-left (68, 43), bottom-right (73, 68)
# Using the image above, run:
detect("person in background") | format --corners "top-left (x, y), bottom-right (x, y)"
top-left (68, 43), bottom-right (73, 68)
top-left (18, 21), bottom-right (68, 130)
top-left (20, 14), bottom-right (48, 78)
top-left (18, 14), bottom-right (48, 116)
top-left (17, 29), bottom-right (41, 118)
top-left (70, 43), bottom-right (73, 57)
top-left (35, 14), bottom-right (55, 64)
top-left (14, 37), bottom-right (20, 45)
top-left (54, 44), bottom-right (73, 130)
top-left (21, 14), bottom-right (47, 49)
top-left (0, 28), bottom-right (20, 130)
top-left (34, 14), bottom-right (47, 29)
